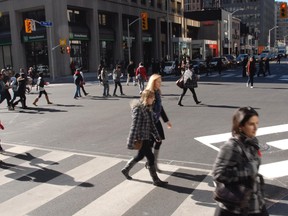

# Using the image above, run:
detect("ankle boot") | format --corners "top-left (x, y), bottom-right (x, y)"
top-left (148, 165), bottom-right (168, 187)
top-left (121, 158), bottom-right (137, 180)
top-left (153, 149), bottom-right (162, 173)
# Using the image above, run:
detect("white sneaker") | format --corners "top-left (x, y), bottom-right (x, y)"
top-left (250, 86), bottom-right (253, 88)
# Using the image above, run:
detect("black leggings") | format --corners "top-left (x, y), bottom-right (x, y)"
top-left (134, 140), bottom-right (155, 166)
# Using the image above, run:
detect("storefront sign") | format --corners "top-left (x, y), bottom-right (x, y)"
top-left (23, 34), bottom-right (46, 42)
top-left (69, 33), bottom-right (89, 40)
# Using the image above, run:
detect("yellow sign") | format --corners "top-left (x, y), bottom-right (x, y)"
top-left (59, 39), bottom-right (67, 46)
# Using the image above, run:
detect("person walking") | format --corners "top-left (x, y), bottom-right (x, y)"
top-left (177, 64), bottom-right (201, 106)
top-left (257, 57), bottom-right (265, 77)
top-left (112, 65), bottom-right (125, 96)
top-left (242, 56), bottom-right (248, 77)
top-left (217, 58), bottom-right (222, 75)
top-left (11, 72), bottom-right (27, 109)
top-left (145, 74), bottom-right (172, 172)
top-left (0, 120), bottom-right (4, 153)
top-left (0, 69), bottom-right (13, 110)
top-left (126, 61), bottom-right (136, 86)
top-left (32, 72), bottom-right (52, 106)
top-left (212, 106), bottom-right (269, 216)
top-left (78, 69), bottom-right (89, 96)
top-left (121, 89), bottom-right (168, 187)
top-left (135, 62), bottom-right (148, 94)
top-left (73, 70), bottom-right (83, 99)
top-left (264, 57), bottom-right (271, 76)
top-left (101, 66), bottom-right (111, 97)
top-left (246, 56), bottom-right (256, 88)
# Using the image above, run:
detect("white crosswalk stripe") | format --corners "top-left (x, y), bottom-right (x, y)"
top-left (0, 137), bottom-right (286, 215)
top-left (0, 144), bottom-right (211, 216)
top-left (195, 124), bottom-right (288, 179)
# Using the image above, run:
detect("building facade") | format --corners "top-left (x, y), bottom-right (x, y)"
top-left (185, 0), bottom-right (276, 53)
top-left (0, 0), bottom-right (199, 78)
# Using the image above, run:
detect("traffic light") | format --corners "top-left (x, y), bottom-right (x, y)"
top-left (280, 3), bottom-right (287, 18)
top-left (60, 46), bottom-right (65, 54)
top-left (66, 46), bottom-right (71, 54)
top-left (141, 12), bottom-right (148, 30)
top-left (24, 19), bottom-right (32, 33)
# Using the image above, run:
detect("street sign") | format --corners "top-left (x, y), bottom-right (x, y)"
top-left (40, 21), bottom-right (53, 27)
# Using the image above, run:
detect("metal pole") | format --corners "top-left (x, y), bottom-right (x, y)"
top-left (228, 13), bottom-right (230, 55)
top-left (49, 26), bottom-right (55, 81)
top-left (166, 0), bottom-right (170, 60)
top-left (127, 19), bottom-right (131, 63)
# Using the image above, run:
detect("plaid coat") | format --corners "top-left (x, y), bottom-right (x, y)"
top-left (127, 102), bottom-right (160, 149)
top-left (212, 135), bottom-right (266, 214)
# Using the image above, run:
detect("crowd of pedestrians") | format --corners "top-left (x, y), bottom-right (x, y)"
top-left (0, 56), bottom-right (275, 214)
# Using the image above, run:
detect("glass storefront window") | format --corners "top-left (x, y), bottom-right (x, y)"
top-left (0, 45), bottom-right (12, 70)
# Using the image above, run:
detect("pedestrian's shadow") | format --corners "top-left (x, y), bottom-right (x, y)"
top-left (14, 106), bottom-right (68, 113)
top-left (0, 153), bottom-right (93, 188)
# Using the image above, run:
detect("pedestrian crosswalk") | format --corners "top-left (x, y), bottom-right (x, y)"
top-left (0, 143), bottom-right (216, 216)
top-left (195, 123), bottom-right (288, 179)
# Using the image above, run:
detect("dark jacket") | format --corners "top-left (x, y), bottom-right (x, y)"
top-left (212, 135), bottom-right (266, 214)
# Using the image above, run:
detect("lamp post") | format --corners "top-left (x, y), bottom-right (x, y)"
top-left (166, 0), bottom-right (170, 60)
top-left (268, 26), bottom-right (278, 51)
top-left (127, 17), bottom-right (141, 62)
top-left (228, 8), bottom-right (244, 55)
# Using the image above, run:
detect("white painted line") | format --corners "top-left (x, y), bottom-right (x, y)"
top-left (195, 124), bottom-right (288, 152)
top-left (265, 75), bottom-right (276, 78)
top-left (267, 139), bottom-right (288, 150)
top-left (259, 160), bottom-right (288, 179)
top-left (73, 164), bottom-right (178, 216)
top-left (221, 74), bottom-right (234, 77)
top-left (171, 174), bottom-right (216, 216)
top-left (280, 75), bottom-right (288, 78)
top-left (0, 151), bottom-right (74, 186)
top-left (0, 157), bottom-right (121, 216)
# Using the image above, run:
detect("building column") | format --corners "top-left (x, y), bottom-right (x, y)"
top-left (45, 0), bottom-right (70, 78)
top-left (9, 10), bottom-right (26, 73)
top-left (115, 12), bottom-right (124, 64)
top-left (87, 8), bottom-right (100, 72)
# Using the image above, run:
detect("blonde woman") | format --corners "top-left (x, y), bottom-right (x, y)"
top-left (145, 74), bottom-right (172, 172)
top-left (121, 89), bottom-right (168, 187)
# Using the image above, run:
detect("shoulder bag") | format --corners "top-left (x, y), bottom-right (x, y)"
top-left (176, 76), bottom-right (184, 88)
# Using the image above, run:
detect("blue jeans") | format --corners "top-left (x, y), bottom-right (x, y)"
top-left (74, 85), bottom-right (81, 98)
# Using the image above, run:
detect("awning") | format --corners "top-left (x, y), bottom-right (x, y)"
top-left (69, 23), bottom-right (90, 41)
top-left (99, 28), bottom-right (114, 41)
top-left (0, 30), bottom-right (11, 45)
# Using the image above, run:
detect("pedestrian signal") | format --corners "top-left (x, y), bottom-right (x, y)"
top-left (280, 3), bottom-right (287, 18)
top-left (24, 19), bottom-right (32, 33)
top-left (60, 47), bottom-right (65, 54)
top-left (141, 12), bottom-right (148, 30)
top-left (66, 46), bottom-right (71, 54)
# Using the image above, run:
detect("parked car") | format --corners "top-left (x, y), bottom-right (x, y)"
top-left (163, 61), bottom-right (176, 75)
top-left (236, 54), bottom-right (249, 65)
top-left (223, 54), bottom-right (237, 68)
top-left (190, 59), bottom-right (207, 73)
top-left (209, 57), bottom-right (229, 70)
